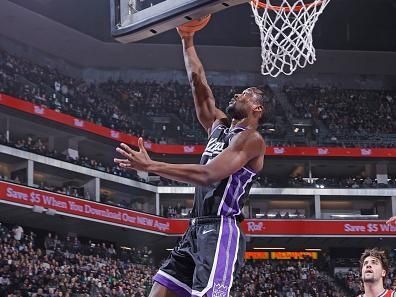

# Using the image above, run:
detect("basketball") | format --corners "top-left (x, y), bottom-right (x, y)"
top-left (177, 15), bottom-right (211, 34)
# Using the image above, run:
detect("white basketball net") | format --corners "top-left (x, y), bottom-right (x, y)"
top-left (250, 0), bottom-right (331, 77)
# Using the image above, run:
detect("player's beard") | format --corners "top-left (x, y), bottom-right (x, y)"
top-left (226, 104), bottom-right (246, 121)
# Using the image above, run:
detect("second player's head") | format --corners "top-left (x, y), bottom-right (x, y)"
top-left (359, 248), bottom-right (389, 286)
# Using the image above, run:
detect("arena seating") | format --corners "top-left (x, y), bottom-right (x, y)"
top-left (0, 222), bottom-right (155, 297)
top-left (284, 86), bottom-right (396, 147)
top-left (0, 221), bottom-right (363, 297)
top-left (2, 48), bottom-right (395, 148)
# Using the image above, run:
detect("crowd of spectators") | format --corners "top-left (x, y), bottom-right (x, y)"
top-left (285, 86), bottom-right (396, 147)
top-left (0, 220), bottom-right (356, 297)
top-left (4, 215), bottom-right (396, 297)
top-left (2, 47), bottom-right (395, 148)
top-left (1, 47), bottom-right (282, 145)
top-left (2, 46), bottom-right (396, 149)
top-left (0, 48), bottom-right (153, 143)
top-left (0, 222), bottom-right (155, 297)
top-left (3, 218), bottom-right (396, 297)
top-left (232, 259), bottom-right (345, 297)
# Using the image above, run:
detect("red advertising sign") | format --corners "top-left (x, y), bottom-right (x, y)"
top-left (1, 93), bottom-right (395, 158)
top-left (241, 219), bottom-right (396, 236)
top-left (1, 182), bottom-right (396, 236)
top-left (0, 182), bottom-right (188, 235)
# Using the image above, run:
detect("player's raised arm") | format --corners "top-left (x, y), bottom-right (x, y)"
top-left (177, 27), bottom-right (227, 134)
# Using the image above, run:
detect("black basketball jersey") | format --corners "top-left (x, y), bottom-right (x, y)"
top-left (191, 123), bottom-right (257, 220)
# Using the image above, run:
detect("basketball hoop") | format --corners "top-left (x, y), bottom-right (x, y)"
top-left (250, 0), bottom-right (331, 77)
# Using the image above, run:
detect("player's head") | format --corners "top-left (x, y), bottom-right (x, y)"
top-left (226, 87), bottom-right (266, 124)
top-left (359, 248), bottom-right (389, 286)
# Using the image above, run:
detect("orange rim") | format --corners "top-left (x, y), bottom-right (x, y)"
top-left (251, 0), bottom-right (324, 12)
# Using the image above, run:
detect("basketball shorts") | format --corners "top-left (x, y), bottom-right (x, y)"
top-left (153, 216), bottom-right (246, 297)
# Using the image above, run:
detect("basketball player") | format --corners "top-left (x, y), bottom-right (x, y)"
top-left (357, 248), bottom-right (396, 297)
top-left (114, 27), bottom-right (266, 296)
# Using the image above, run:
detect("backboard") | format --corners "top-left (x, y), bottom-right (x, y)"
top-left (111, 0), bottom-right (248, 43)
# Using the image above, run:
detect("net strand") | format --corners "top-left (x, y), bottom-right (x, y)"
top-left (251, 0), bottom-right (331, 77)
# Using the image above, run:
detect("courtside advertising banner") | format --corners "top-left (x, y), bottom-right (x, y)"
top-left (1, 182), bottom-right (396, 236)
top-left (0, 181), bottom-right (188, 235)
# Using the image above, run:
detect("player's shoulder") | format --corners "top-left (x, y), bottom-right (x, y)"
top-left (238, 129), bottom-right (265, 145)
top-left (356, 290), bottom-right (396, 297)
top-left (232, 129), bottom-right (265, 153)
top-left (382, 290), bottom-right (396, 297)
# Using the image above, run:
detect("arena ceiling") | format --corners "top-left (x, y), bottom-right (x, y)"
top-left (7, 0), bottom-right (396, 51)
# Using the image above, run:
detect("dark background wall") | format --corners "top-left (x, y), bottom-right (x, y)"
top-left (1, 0), bottom-right (396, 82)
top-left (8, 0), bottom-right (396, 51)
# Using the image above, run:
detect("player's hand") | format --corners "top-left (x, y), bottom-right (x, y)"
top-left (114, 138), bottom-right (152, 172)
top-left (386, 216), bottom-right (396, 226)
top-left (176, 27), bottom-right (194, 39)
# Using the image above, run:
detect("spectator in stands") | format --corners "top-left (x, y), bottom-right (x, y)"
top-left (44, 232), bottom-right (55, 255)
top-left (12, 225), bottom-right (23, 241)
top-left (356, 248), bottom-right (396, 297)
